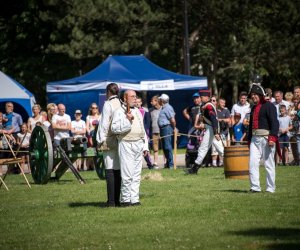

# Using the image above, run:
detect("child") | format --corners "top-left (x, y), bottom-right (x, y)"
top-left (231, 113), bottom-right (246, 145)
top-left (278, 105), bottom-right (292, 165)
top-left (71, 110), bottom-right (87, 171)
top-left (17, 123), bottom-right (31, 173)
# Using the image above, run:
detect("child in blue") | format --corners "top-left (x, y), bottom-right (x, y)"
top-left (231, 113), bottom-right (246, 145)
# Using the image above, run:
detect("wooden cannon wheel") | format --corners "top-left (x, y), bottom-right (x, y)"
top-left (29, 126), bottom-right (53, 184)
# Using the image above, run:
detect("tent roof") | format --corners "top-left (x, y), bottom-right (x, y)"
top-left (0, 71), bottom-right (34, 99)
top-left (47, 55), bottom-right (207, 92)
top-left (0, 71), bottom-right (36, 119)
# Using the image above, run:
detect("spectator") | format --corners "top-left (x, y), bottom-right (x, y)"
top-left (86, 103), bottom-right (101, 170)
top-left (51, 103), bottom-right (71, 147)
top-left (71, 109), bottom-right (87, 171)
top-left (273, 90), bottom-right (290, 117)
top-left (0, 111), bottom-right (16, 149)
top-left (27, 104), bottom-right (43, 132)
top-left (212, 97), bottom-right (231, 167)
top-left (278, 105), bottom-right (292, 165)
top-left (289, 97), bottom-right (300, 165)
top-left (40, 111), bottom-right (51, 128)
top-left (293, 86), bottom-right (300, 98)
top-left (46, 103), bottom-right (58, 123)
top-left (284, 92), bottom-right (293, 106)
top-left (16, 123), bottom-right (31, 173)
top-left (231, 113), bottom-right (246, 145)
top-left (265, 88), bottom-right (275, 102)
top-left (136, 96), bottom-right (153, 169)
top-left (86, 103), bottom-right (101, 147)
top-left (230, 92), bottom-right (251, 126)
top-left (3, 101), bottom-right (23, 137)
top-left (158, 94), bottom-right (176, 169)
top-left (182, 92), bottom-right (202, 132)
top-left (149, 95), bottom-right (162, 169)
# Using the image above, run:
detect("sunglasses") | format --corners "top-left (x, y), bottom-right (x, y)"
top-left (92, 107), bottom-right (98, 109)
top-left (211, 99), bottom-right (216, 102)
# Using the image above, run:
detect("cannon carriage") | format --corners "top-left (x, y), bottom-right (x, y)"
top-left (29, 125), bottom-right (104, 184)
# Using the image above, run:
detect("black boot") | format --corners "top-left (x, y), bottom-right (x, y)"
top-left (187, 163), bottom-right (200, 174)
top-left (105, 169), bottom-right (115, 207)
top-left (113, 170), bottom-right (121, 207)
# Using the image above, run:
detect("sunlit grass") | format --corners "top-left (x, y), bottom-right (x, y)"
top-left (1, 166), bottom-right (299, 249)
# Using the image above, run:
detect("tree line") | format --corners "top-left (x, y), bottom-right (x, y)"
top-left (1, 0), bottom-right (299, 107)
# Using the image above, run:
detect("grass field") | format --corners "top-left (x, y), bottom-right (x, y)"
top-left (1, 166), bottom-right (300, 250)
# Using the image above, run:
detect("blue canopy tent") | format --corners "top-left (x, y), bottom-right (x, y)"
top-left (0, 71), bottom-right (36, 122)
top-left (47, 55), bottom-right (208, 146)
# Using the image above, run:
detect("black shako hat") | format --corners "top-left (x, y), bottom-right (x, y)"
top-left (199, 89), bottom-right (211, 97)
top-left (248, 83), bottom-right (266, 97)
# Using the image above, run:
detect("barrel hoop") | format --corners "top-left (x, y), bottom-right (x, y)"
top-left (225, 170), bottom-right (249, 176)
top-left (224, 154), bottom-right (249, 157)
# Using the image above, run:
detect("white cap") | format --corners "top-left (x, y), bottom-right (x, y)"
top-left (75, 109), bottom-right (82, 114)
top-left (159, 94), bottom-right (169, 101)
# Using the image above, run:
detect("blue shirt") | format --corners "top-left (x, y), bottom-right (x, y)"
top-left (158, 103), bottom-right (175, 127)
top-left (3, 112), bottom-right (23, 133)
top-left (233, 123), bottom-right (245, 141)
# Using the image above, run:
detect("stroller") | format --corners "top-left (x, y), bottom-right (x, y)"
top-left (185, 128), bottom-right (203, 168)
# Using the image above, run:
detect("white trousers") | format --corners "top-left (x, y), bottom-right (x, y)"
top-left (118, 139), bottom-right (144, 203)
top-left (195, 125), bottom-right (224, 165)
top-left (103, 149), bottom-right (120, 170)
top-left (249, 136), bottom-right (276, 192)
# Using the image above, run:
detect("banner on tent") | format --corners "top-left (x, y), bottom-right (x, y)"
top-left (140, 80), bottom-right (174, 91)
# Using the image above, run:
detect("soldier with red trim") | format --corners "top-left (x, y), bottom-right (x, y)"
top-left (248, 83), bottom-right (279, 193)
top-left (187, 90), bottom-right (224, 174)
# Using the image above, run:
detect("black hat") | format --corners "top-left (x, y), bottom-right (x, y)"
top-left (199, 90), bottom-right (211, 97)
top-left (249, 83), bottom-right (266, 97)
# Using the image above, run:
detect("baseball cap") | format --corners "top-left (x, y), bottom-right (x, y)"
top-left (75, 110), bottom-right (82, 114)
top-left (193, 92), bottom-right (200, 98)
top-left (159, 94), bottom-right (169, 101)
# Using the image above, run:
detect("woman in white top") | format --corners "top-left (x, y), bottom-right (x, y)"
top-left (27, 104), bottom-right (43, 132)
top-left (86, 103), bottom-right (101, 147)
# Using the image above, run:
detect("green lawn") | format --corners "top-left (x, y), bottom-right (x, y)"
top-left (1, 166), bottom-right (299, 250)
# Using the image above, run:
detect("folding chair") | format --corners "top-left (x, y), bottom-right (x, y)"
top-left (0, 133), bottom-right (31, 189)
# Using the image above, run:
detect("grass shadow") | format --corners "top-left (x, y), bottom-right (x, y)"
top-left (222, 189), bottom-right (249, 193)
top-left (69, 201), bottom-right (107, 208)
top-left (230, 227), bottom-right (300, 250)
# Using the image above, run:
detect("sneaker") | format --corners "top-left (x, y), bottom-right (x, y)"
top-left (249, 189), bottom-right (261, 193)
top-left (153, 163), bottom-right (159, 169)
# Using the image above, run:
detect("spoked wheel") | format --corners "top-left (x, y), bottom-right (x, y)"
top-left (29, 126), bottom-right (53, 184)
top-left (92, 124), bottom-right (105, 180)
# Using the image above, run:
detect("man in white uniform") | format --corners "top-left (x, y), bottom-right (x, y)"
top-left (111, 90), bottom-right (149, 206)
top-left (248, 84), bottom-right (279, 193)
top-left (187, 90), bottom-right (223, 174)
top-left (96, 83), bottom-right (122, 207)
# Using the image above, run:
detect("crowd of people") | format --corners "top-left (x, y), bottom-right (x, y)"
top-left (1, 84), bottom-right (300, 199)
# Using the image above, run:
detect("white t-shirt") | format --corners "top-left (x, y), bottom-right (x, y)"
top-left (28, 116), bottom-right (43, 131)
top-left (71, 119), bottom-right (86, 138)
top-left (230, 102), bottom-right (251, 124)
top-left (17, 132), bottom-right (31, 147)
top-left (52, 113), bottom-right (71, 140)
top-left (278, 115), bottom-right (291, 137)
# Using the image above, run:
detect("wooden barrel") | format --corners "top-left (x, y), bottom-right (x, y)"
top-left (224, 145), bottom-right (249, 179)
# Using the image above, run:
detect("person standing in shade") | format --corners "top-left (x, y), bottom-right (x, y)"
top-left (111, 89), bottom-right (149, 206)
top-left (149, 95), bottom-right (161, 169)
top-left (96, 83), bottom-right (122, 207)
top-left (248, 83), bottom-right (279, 193)
top-left (187, 90), bottom-right (223, 174)
top-left (157, 94), bottom-right (176, 169)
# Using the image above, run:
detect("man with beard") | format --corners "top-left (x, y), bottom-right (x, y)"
top-left (248, 83), bottom-right (279, 193)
